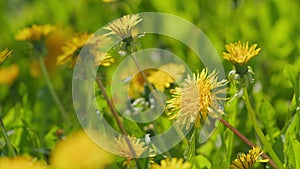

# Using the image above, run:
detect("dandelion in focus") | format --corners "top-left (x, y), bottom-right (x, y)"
top-left (223, 41), bottom-right (260, 86)
top-left (15, 24), bottom-right (55, 42)
top-left (230, 146), bottom-right (269, 169)
top-left (50, 130), bottom-right (114, 169)
top-left (150, 158), bottom-right (191, 169)
top-left (56, 33), bottom-right (114, 67)
top-left (104, 14), bottom-right (142, 39)
top-left (0, 49), bottom-right (12, 64)
top-left (114, 135), bottom-right (149, 158)
top-left (104, 14), bottom-right (143, 54)
top-left (167, 68), bottom-right (227, 129)
top-left (0, 156), bottom-right (47, 169)
top-left (223, 41), bottom-right (260, 66)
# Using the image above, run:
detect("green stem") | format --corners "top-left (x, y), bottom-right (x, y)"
top-left (37, 56), bottom-right (70, 125)
top-left (242, 87), bottom-right (284, 169)
top-left (226, 97), bottom-right (238, 168)
top-left (95, 76), bottom-right (136, 157)
top-left (185, 128), bottom-right (196, 168)
top-left (0, 114), bottom-right (16, 157)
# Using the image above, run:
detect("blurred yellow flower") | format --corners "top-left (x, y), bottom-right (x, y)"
top-left (230, 146), bottom-right (269, 169)
top-left (50, 130), bottom-right (114, 169)
top-left (0, 156), bottom-right (47, 169)
top-left (0, 48), bottom-right (12, 64)
top-left (30, 27), bottom-right (72, 77)
top-left (0, 64), bottom-right (19, 86)
top-left (148, 63), bottom-right (185, 91)
top-left (56, 33), bottom-right (114, 67)
top-left (129, 63), bottom-right (185, 98)
top-left (129, 70), bottom-right (151, 98)
top-left (167, 68), bottom-right (227, 129)
top-left (104, 14), bottom-right (142, 39)
top-left (150, 158), bottom-right (191, 169)
top-left (223, 41), bottom-right (261, 65)
top-left (114, 135), bottom-right (148, 158)
top-left (15, 24), bottom-right (55, 42)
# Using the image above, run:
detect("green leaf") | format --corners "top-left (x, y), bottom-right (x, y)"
top-left (258, 97), bottom-right (280, 143)
top-left (283, 64), bottom-right (298, 89)
top-left (283, 113), bottom-right (300, 168)
top-left (285, 135), bottom-right (300, 168)
top-left (193, 155), bottom-right (211, 169)
top-left (123, 118), bottom-right (144, 138)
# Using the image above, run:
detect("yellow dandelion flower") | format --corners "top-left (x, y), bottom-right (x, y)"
top-left (114, 135), bottom-right (148, 158)
top-left (15, 24), bottom-right (55, 42)
top-left (129, 64), bottom-right (185, 98)
top-left (104, 14), bottom-right (142, 39)
top-left (50, 130), bottom-right (114, 169)
top-left (0, 156), bottom-right (47, 169)
top-left (148, 63), bottom-right (185, 91)
top-left (129, 70), bottom-right (151, 98)
top-left (56, 33), bottom-right (91, 67)
top-left (150, 158), bottom-right (191, 169)
top-left (167, 68), bottom-right (227, 129)
top-left (223, 41), bottom-right (261, 65)
top-left (230, 146), bottom-right (269, 169)
top-left (30, 27), bottom-right (72, 77)
top-left (0, 49), bottom-right (12, 64)
top-left (56, 33), bottom-right (114, 67)
top-left (0, 64), bottom-right (19, 86)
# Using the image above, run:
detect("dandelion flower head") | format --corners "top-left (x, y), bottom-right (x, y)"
top-left (167, 68), bottom-right (227, 129)
top-left (114, 135), bottom-right (149, 158)
top-left (148, 63), bottom-right (185, 91)
top-left (50, 130), bottom-right (114, 169)
top-left (0, 64), bottom-right (19, 86)
top-left (15, 24), bottom-right (55, 42)
top-left (230, 146), bottom-right (269, 169)
top-left (223, 41), bottom-right (261, 65)
top-left (104, 14), bottom-right (142, 39)
top-left (56, 33), bottom-right (114, 67)
top-left (150, 158), bottom-right (191, 169)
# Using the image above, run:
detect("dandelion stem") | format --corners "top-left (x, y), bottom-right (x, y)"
top-left (38, 56), bottom-right (70, 125)
top-left (226, 98), bottom-right (237, 168)
top-left (242, 87), bottom-right (284, 169)
top-left (0, 112), bottom-right (16, 157)
top-left (95, 76), bottom-right (136, 157)
top-left (218, 117), bottom-right (277, 169)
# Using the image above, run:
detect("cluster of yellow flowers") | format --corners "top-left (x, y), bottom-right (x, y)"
top-left (0, 130), bottom-right (114, 169)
